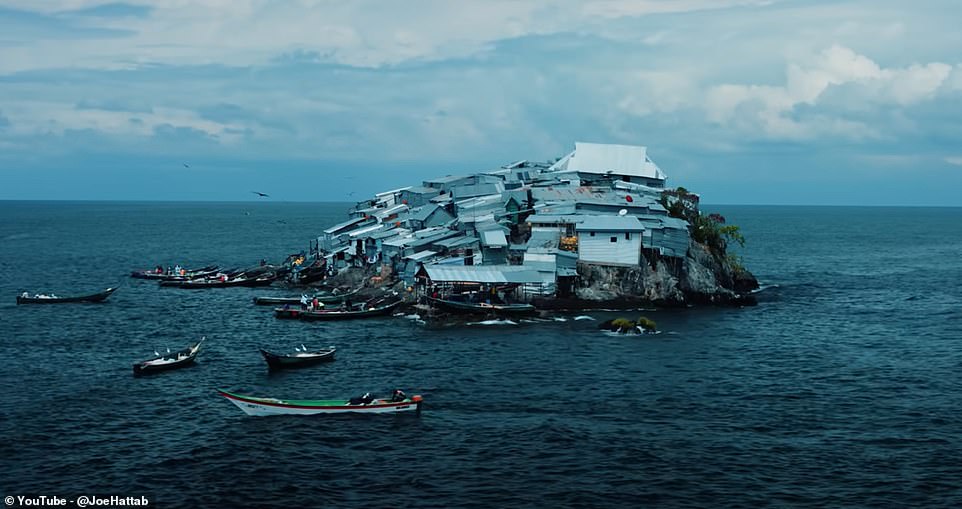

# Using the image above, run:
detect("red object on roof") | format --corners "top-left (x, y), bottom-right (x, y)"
top-left (625, 195), bottom-right (633, 203)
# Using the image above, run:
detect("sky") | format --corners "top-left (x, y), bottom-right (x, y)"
top-left (0, 0), bottom-right (960, 205)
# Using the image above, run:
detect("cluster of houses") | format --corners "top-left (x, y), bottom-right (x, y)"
top-left (314, 142), bottom-right (693, 299)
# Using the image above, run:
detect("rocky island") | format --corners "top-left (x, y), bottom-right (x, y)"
top-left (306, 141), bottom-right (758, 311)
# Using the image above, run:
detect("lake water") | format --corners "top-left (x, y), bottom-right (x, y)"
top-left (1, 202), bottom-right (961, 508)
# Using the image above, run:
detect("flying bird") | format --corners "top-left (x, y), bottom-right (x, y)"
top-left (182, 163), bottom-right (190, 168)
top-left (252, 191), bottom-right (269, 197)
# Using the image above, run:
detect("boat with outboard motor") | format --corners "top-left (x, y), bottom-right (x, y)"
top-left (217, 389), bottom-right (422, 416)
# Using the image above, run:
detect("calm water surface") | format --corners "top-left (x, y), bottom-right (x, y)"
top-left (1, 202), bottom-right (961, 508)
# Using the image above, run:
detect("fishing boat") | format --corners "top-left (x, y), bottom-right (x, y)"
top-left (132, 338), bottom-right (204, 375)
top-left (252, 287), bottom-right (361, 306)
top-left (130, 265), bottom-right (218, 280)
top-left (16, 287), bottom-right (118, 305)
top-left (427, 296), bottom-right (536, 316)
top-left (260, 345), bottom-right (336, 369)
top-left (217, 389), bottom-right (423, 416)
top-left (160, 272), bottom-right (279, 288)
top-left (274, 298), bottom-right (402, 321)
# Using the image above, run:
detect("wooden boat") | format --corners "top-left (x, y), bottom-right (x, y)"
top-left (427, 296), bottom-right (536, 316)
top-left (132, 338), bottom-right (204, 375)
top-left (252, 288), bottom-right (361, 306)
top-left (218, 389), bottom-right (423, 416)
top-left (131, 265), bottom-right (218, 280)
top-left (160, 272), bottom-right (279, 288)
top-left (260, 345), bottom-right (336, 369)
top-left (274, 298), bottom-right (402, 321)
top-left (16, 287), bottom-right (118, 305)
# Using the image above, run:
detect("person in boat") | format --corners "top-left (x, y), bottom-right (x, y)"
top-left (167, 265), bottom-right (173, 275)
top-left (300, 294), bottom-right (310, 307)
top-left (311, 297), bottom-right (319, 310)
top-left (349, 392), bottom-right (374, 405)
top-left (344, 298), bottom-right (352, 310)
top-left (260, 258), bottom-right (267, 266)
top-left (174, 264), bottom-right (182, 275)
top-left (20, 291), bottom-right (29, 298)
top-left (390, 389), bottom-right (406, 402)
top-left (155, 265), bottom-right (163, 274)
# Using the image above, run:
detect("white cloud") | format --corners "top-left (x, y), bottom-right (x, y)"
top-left (945, 156), bottom-right (962, 166)
top-left (0, 101), bottom-right (248, 142)
top-left (702, 45), bottom-right (954, 140)
top-left (0, 0), bottom-right (780, 73)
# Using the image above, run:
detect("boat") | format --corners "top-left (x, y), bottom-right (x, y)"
top-left (427, 296), bottom-right (536, 316)
top-left (260, 345), bottom-right (336, 369)
top-left (160, 272), bottom-right (279, 288)
top-left (252, 287), bottom-right (361, 306)
top-left (274, 298), bottom-right (402, 321)
top-left (131, 265), bottom-right (218, 280)
top-left (132, 338), bottom-right (204, 375)
top-left (217, 389), bottom-right (423, 416)
top-left (16, 287), bottom-right (118, 305)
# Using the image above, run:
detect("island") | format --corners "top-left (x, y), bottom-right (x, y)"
top-left (304, 141), bottom-right (759, 313)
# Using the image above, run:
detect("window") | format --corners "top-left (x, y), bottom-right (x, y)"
top-left (625, 232), bottom-right (631, 240)
top-left (590, 232), bottom-right (595, 237)
top-left (610, 236), bottom-right (617, 243)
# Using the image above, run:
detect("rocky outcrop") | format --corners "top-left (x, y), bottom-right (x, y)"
top-left (544, 240), bottom-right (758, 309)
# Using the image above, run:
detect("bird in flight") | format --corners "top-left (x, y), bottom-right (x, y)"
top-left (182, 163), bottom-right (190, 168)
top-left (252, 191), bottom-right (270, 197)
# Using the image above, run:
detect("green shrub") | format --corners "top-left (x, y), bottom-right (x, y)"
top-left (610, 318), bottom-right (636, 333)
top-left (636, 317), bottom-right (657, 331)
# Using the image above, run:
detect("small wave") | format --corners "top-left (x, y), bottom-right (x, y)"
top-left (751, 284), bottom-right (780, 294)
top-left (573, 315), bottom-right (595, 321)
top-left (551, 317), bottom-right (568, 322)
top-left (466, 319), bottom-right (518, 326)
top-left (403, 314), bottom-right (421, 320)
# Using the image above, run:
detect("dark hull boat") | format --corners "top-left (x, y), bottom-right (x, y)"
top-left (274, 299), bottom-right (402, 321)
top-left (252, 288), bottom-right (361, 306)
top-left (427, 296), bottom-right (536, 316)
top-left (131, 265), bottom-right (218, 280)
top-left (16, 287), bottom-right (118, 305)
top-left (260, 346), bottom-right (336, 369)
top-left (160, 273), bottom-right (278, 288)
top-left (132, 338), bottom-right (204, 376)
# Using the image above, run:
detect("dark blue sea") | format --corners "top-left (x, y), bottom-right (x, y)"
top-left (2, 202), bottom-right (962, 508)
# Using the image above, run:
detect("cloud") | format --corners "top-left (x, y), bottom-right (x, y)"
top-left (0, 0), bottom-right (782, 74)
top-left (702, 45), bottom-right (954, 140)
top-left (945, 156), bottom-right (962, 166)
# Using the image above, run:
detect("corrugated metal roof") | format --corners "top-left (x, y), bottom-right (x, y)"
top-left (527, 214), bottom-right (585, 225)
top-left (434, 235), bottom-right (479, 248)
top-left (451, 182), bottom-right (505, 199)
top-left (576, 215), bottom-right (646, 232)
top-left (322, 217), bottom-right (369, 235)
top-left (423, 264), bottom-right (544, 283)
top-left (567, 142), bottom-right (666, 180)
top-left (406, 204), bottom-right (441, 222)
top-left (480, 229), bottom-right (508, 247)
top-left (404, 250), bottom-right (438, 261)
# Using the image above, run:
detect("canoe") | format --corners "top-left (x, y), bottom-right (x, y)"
top-left (260, 346), bottom-right (336, 369)
top-left (274, 299), bottom-right (402, 321)
top-left (131, 265), bottom-right (218, 280)
top-left (427, 296), bottom-right (536, 315)
top-left (16, 287), bottom-right (118, 305)
top-left (252, 288), bottom-right (361, 306)
top-left (160, 273), bottom-right (279, 288)
top-left (218, 389), bottom-right (423, 416)
top-left (133, 338), bottom-right (204, 375)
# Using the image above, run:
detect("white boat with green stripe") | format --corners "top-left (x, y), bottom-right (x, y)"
top-left (218, 389), bottom-right (423, 416)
